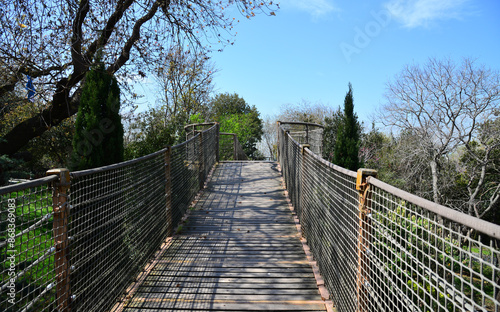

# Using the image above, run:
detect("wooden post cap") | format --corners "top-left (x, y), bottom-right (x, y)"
top-left (47, 168), bottom-right (70, 188)
top-left (301, 144), bottom-right (310, 155)
top-left (356, 168), bottom-right (377, 191)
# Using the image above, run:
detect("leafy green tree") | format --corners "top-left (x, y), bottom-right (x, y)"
top-left (71, 65), bottom-right (124, 170)
top-left (210, 93), bottom-right (254, 119)
top-left (333, 83), bottom-right (361, 171)
top-left (189, 113), bottom-right (206, 125)
top-left (124, 108), bottom-right (177, 160)
top-left (211, 93), bottom-right (263, 159)
top-left (219, 113), bottom-right (263, 159)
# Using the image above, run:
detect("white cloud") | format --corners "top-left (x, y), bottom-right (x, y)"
top-left (384, 0), bottom-right (469, 28)
top-left (284, 0), bottom-right (338, 18)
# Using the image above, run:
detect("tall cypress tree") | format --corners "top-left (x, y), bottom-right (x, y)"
top-left (71, 64), bottom-right (124, 170)
top-left (333, 83), bottom-right (361, 170)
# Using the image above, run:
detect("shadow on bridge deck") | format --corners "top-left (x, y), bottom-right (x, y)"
top-left (119, 161), bottom-right (330, 312)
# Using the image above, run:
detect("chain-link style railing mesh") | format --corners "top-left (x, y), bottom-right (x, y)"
top-left (302, 149), bottom-right (359, 312)
top-left (68, 150), bottom-right (167, 312)
top-left (279, 121), bottom-right (324, 156)
top-left (219, 133), bottom-right (248, 161)
top-left (1, 176), bottom-right (58, 312)
top-left (0, 123), bottom-right (219, 312)
top-left (171, 136), bottom-right (201, 228)
top-left (367, 178), bottom-right (500, 312)
top-left (201, 125), bottom-right (219, 180)
top-left (185, 122), bottom-right (246, 161)
top-left (278, 123), bottom-right (500, 312)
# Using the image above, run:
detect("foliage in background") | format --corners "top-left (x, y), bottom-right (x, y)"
top-left (0, 73), bottom-right (74, 178)
top-left (333, 83), bottom-right (361, 171)
top-left (219, 113), bottom-right (264, 160)
top-left (71, 65), bottom-right (124, 170)
top-left (156, 47), bottom-right (215, 132)
top-left (124, 108), bottom-right (177, 160)
top-left (211, 93), bottom-right (264, 159)
top-left (379, 57), bottom-right (500, 220)
top-left (0, 152), bottom-right (25, 186)
top-left (277, 100), bottom-right (335, 124)
top-left (322, 107), bottom-right (343, 162)
top-left (0, 0), bottom-right (277, 157)
top-left (124, 47), bottom-right (215, 160)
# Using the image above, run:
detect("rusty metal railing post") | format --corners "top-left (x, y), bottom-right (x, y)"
top-left (164, 146), bottom-right (173, 236)
top-left (356, 168), bottom-right (377, 312)
top-left (47, 168), bottom-right (71, 312)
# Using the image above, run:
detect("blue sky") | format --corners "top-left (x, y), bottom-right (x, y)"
top-left (135, 0), bottom-right (500, 125)
top-left (209, 0), bottom-right (500, 124)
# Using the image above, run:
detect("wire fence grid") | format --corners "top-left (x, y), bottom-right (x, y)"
top-left (219, 133), bottom-right (247, 161)
top-left (0, 124), bottom-right (219, 312)
top-left (278, 123), bottom-right (500, 312)
top-left (279, 121), bottom-right (324, 156)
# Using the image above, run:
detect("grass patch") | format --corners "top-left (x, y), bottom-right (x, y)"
top-left (1, 185), bottom-right (56, 311)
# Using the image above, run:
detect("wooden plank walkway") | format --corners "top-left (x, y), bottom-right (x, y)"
top-left (123, 162), bottom-right (328, 312)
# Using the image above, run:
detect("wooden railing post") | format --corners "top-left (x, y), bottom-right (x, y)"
top-left (47, 168), bottom-right (71, 312)
top-left (356, 168), bottom-right (377, 312)
top-left (164, 146), bottom-right (173, 236)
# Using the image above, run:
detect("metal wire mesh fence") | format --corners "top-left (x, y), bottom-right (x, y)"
top-left (185, 122), bottom-right (246, 161)
top-left (0, 176), bottom-right (59, 312)
top-left (278, 121), bottom-right (324, 156)
top-left (219, 133), bottom-right (247, 161)
top-left (68, 151), bottom-right (167, 312)
top-left (0, 124), bottom-right (219, 312)
top-left (278, 123), bottom-right (500, 312)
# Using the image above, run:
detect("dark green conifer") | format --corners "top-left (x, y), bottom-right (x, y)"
top-left (71, 64), bottom-right (123, 170)
top-left (333, 83), bottom-right (361, 170)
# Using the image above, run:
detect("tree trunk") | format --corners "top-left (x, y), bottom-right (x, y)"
top-left (430, 159), bottom-right (440, 204)
top-left (0, 82), bottom-right (83, 156)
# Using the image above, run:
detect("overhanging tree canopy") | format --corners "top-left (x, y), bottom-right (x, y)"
top-left (0, 0), bottom-right (277, 156)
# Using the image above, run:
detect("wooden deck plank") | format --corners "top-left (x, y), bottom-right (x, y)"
top-left (135, 287), bottom-right (321, 295)
top-left (123, 162), bottom-right (327, 311)
top-left (138, 281), bottom-right (320, 290)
